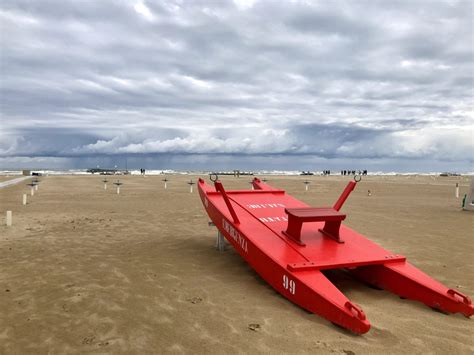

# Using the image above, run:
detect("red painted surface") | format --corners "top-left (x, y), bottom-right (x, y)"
top-left (198, 177), bottom-right (473, 334)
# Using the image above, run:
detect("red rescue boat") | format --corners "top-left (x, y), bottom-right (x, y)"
top-left (198, 176), bottom-right (473, 334)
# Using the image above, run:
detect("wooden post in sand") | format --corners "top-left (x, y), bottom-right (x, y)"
top-left (23, 194), bottom-right (27, 205)
top-left (27, 182), bottom-right (36, 196)
top-left (103, 178), bottom-right (108, 190)
top-left (304, 180), bottom-right (310, 191)
top-left (455, 183), bottom-right (459, 198)
top-left (6, 211), bottom-right (12, 227)
top-left (188, 180), bottom-right (195, 193)
top-left (114, 180), bottom-right (123, 194)
top-left (33, 178), bottom-right (40, 191)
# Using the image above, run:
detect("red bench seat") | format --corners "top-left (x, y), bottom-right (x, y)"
top-left (283, 207), bottom-right (346, 245)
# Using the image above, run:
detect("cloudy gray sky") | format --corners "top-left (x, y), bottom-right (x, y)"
top-left (0, 0), bottom-right (473, 171)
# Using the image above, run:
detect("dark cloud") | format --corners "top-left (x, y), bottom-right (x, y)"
top-left (0, 0), bottom-right (472, 171)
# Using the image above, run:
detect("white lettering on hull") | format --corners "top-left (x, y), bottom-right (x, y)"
top-left (222, 219), bottom-right (248, 253)
top-left (246, 203), bottom-right (285, 209)
top-left (283, 275), bottom-right (296, 294)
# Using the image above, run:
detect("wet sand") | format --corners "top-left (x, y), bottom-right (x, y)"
top-left (0, 174), bottom-right (473, 354)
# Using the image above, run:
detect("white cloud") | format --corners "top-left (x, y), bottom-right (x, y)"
top-left (233, 0), bottom-right (259, 11)
top-left (133, 1), bottom-right (155, 21)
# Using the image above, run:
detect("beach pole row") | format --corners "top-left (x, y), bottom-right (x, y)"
top-left (0, 175), bottom-right (45, 229)
top-left (5, 179), bottom-right (42, 227)
top-left (100, 179), bottom-right (127, 194)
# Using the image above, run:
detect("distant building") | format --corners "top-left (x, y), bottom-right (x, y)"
top-left (22, 170), bottom-right (31, 176)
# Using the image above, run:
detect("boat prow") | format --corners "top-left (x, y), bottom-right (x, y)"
top-left (198, 176), bottom-right (473, 334)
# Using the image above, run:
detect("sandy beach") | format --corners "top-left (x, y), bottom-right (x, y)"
top-left (0, 174), bottom-right (473, 354)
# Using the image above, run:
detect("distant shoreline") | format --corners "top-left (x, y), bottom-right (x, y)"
top-left (1, 169), bottom-right (472, 176)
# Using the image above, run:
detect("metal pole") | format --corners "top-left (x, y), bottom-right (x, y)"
top-left (216, 231), bottom-right (225, 252)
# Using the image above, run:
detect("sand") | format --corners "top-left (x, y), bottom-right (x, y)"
top-left (0, 176), bottom-right (25, 183)
top-left (0, 174), bottom-right (473, 354)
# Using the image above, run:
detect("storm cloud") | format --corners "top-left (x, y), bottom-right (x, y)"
top-left (0, 0), bottom-right (472, 171)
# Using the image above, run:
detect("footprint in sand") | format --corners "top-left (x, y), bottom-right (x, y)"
top-left (186, 297), bottom-right (202, 304)
top-left (248, 323), bottom-right (261, 331)
top-left (82, 335), bottom-right (95, 345)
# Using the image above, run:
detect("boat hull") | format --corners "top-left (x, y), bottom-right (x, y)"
top-left (198, 178), bottom-right (473, 334)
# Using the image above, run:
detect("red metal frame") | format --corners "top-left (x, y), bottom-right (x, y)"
top-left (198, 178), bottom-right (473, 334)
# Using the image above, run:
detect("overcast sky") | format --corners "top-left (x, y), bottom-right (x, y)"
top-left (0, 0), bottom-right (473, 171)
